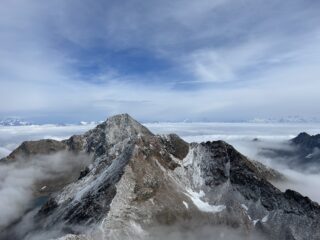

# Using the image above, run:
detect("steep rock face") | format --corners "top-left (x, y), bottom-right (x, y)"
top-left (1, 114), bottom-right (319, 240)
top-left (179, 141), bottom-right (320, 240)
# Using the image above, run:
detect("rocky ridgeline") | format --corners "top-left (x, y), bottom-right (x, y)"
top-left (259, 132), bottom-right (320, 172)
top-left (1, 114), bottom-right (319, 240)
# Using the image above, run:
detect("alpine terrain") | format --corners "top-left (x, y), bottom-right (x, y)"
top-left (0, 114), bottom-right (319, 240)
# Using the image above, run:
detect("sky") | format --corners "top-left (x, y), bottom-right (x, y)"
top-left (0, 0), bottom-right (320, 123)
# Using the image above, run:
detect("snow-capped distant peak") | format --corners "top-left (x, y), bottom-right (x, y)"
top-left (0, 117), bottom-right (32, 126)
top-left (249, 116), bottom-right (320, 123)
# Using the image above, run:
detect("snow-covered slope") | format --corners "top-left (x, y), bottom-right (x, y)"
top-left (1, 114), bottom-right (319, 240)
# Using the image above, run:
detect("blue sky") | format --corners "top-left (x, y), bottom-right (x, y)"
top-left (0, 0), bottom-right (320, 122)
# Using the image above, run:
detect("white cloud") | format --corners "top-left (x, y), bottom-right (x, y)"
top-left (185, 40), bottom-right (273, 82)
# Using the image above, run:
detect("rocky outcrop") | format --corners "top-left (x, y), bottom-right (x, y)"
top-left (1, 114), bottom-right (319, 240)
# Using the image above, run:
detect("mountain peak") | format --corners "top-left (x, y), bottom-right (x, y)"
top-left (291, 132), bottom-right (320, 147)
top-left (84, 113), bottom-right (153, 147)
top-left (106, 113), bottom-right (132, 122)
top-left (297, 132), bottom-right (310, 138)
top-left (102, 113), bottom-right (152, 136)
top-left (291, 132), bottom-right (310, 143)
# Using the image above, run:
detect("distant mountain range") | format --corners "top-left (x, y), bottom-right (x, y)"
top-left (0, 118), bottom-right (102, 127)
top-left (249, 116), bottom-right (320, 123)
top-left (0, 117), bottom-right (32, 126)
top-left (1, 115), bottom-right (319, 126)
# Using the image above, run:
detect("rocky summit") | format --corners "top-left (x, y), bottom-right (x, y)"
top-left (1, 114), bottom-right (319, 240)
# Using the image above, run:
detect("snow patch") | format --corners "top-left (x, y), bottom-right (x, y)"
top-left (182, 147), bottom-right (204, 188)
top-left (129, 221), bottom-right (145, 235)
top-left (241, 204), bottom-right (248, 211)
top-left (186, 189), bottom-right (225, 213)
top-left (155, 159), bottom-right (167, 173)
top-left (262, 214), bottom-right (269, 223)
top-left (169, 153), bottom-right (182, 165)
top-left (252, 213), bottom-right (269, 226)
top-left (183, 201), bottom-right (189, 209)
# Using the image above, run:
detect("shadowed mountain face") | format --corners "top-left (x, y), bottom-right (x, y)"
top-left (0, 114), bottom-right (319, 240)
top-left (259, 132), bottom-right (320, 172)
top-left (292, 132), bottom-right (320, 148)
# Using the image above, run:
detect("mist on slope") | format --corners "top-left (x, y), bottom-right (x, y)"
top-left (226, 138), bottom-right (320, 203)
top-left (0, 124), bottom-right (95, 229)
top-left (0, 151), bottom-right (91, 231)
top-left (145, 225), bottom-right (267, 240)
top-left (9, 223), bottom-right (268, 240)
